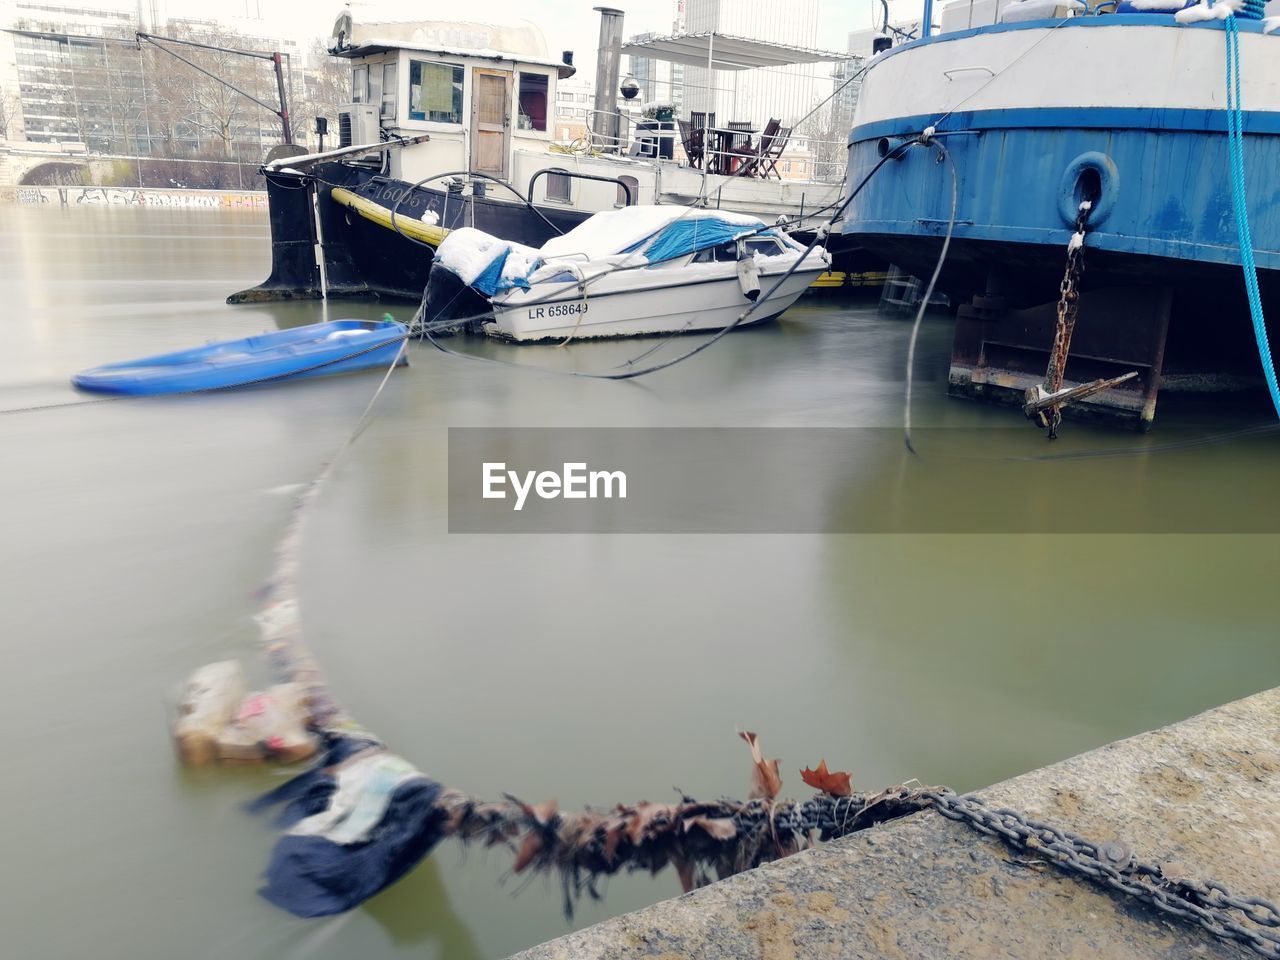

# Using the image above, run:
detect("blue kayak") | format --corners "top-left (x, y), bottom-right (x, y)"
top-left (72, 319), bottom-right (408, 395)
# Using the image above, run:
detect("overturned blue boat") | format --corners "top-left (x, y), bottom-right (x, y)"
top-left (72, 319), bottom-right (407, 395)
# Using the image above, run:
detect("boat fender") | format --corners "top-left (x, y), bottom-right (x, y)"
top-left (737, 254), bottom-right (762, 302)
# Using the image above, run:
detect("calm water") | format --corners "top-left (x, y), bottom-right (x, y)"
top-left (3, 204), bottom-right (1279, 960)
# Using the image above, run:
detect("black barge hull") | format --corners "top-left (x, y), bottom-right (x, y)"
top-left (231, 163), bottom-right (882, 304)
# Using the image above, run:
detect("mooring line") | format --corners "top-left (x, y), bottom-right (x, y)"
top-left (0, 395), bottom-right (130, 416)
top-left (903, 137), bottom-right (959, 455)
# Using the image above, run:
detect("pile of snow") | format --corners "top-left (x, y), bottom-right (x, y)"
top-left (999, 0), bottom-right (1084, 23)
top-left (433, 227), bottom-right (543, 296)
top-left (1128, 0), bottom-right (1194, 10)
top-left (1175, 0), bottom-right (1246, 21)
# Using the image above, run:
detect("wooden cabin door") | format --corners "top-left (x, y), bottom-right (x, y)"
top-left (471, 69), bottom-right (511, 181)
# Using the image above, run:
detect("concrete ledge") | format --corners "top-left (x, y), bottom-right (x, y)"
top-left (512, 687), bottom-right (1280, 959)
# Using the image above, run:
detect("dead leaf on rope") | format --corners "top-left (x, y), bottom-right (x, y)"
top-left (800, 760), bottom-right (853, 797)
top-left (513, 833), bottom-right (543, 873)
top-left (739, 730), bottom-right (782, 800)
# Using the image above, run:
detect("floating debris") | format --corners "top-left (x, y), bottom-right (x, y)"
top-left (173, 662), bottom-right (317, 766)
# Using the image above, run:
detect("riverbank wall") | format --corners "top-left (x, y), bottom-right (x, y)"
top-left (0, 185), bottom-right (266, 207)
top-left (513, 687), bottom-right (1280, 959)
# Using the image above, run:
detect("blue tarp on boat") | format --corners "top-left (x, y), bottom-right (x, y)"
top-left (72, 319), bottom-right (407, 395)
top-left (632, 215), bottom-right (766, 264)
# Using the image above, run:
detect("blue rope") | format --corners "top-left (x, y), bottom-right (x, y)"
top-left (1224, 12), bottom-right (1280, 417)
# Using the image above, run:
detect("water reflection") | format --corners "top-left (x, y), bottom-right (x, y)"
top-left (365, 859), bottom-right (483, 958)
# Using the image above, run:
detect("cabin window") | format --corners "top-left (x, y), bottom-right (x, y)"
top-left (691, 242), bottom-right (740, 264)
top-left (517, 73), bottom-right (548, 132)
top-left (409, 60), bottom-right (464, 124)
top-left (352, 64), bottom-right (368, 103)
top-left (380, 62), bottom-right (397, 118)
top-left (743, 237), bottom-right (785, 257)
top-left (616, 175), bottom-right (638, 207)
top-left (546, 169), bottom-right (571, 203)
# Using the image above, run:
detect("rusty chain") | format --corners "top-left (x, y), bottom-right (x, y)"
top-left (569, 783), bottom-right (1280, 957)
top-left (925, 790), bottom-right (1280, 958)
top-left (1034, 201), bottom-right (1093, 439)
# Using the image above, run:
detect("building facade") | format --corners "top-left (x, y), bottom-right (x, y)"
top-left (1, 0), bottom-right (301, 160)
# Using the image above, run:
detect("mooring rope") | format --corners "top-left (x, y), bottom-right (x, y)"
top-left (1224, 11), bottom-right (1280, 418)
top-left (903, 136), bottom-right (959, 454)
top-left (255, 334), bottom-right (410, 731)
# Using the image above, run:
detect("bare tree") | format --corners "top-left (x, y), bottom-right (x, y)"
top-left (290, 38), bottom-right (349, 147)
top-left (140, 21), bottom-right (294, 160)
top-left (0, 93), bottom-right (21, 140)
top-left (141, 46), bottom-right (192, 155)
top-left (802, 107), bottom-right (852, 185)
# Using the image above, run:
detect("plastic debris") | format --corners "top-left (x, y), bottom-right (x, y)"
top-left (174, 661), bottom-right (247, 766)
top-left (217, 683), bottom-right (318, 764)
top-left (174, 662), bottom-right (318, 766)
top-left (248, 734), bottom-right (446, 917)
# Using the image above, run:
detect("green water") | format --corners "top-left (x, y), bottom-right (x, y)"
top-left (2, 204), bottom-right (1278, 959)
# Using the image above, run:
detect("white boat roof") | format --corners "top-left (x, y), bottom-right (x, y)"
top-left (328, 14), bottom-right (569, 71)
top-left (620, 32), bottom-right (857, 71)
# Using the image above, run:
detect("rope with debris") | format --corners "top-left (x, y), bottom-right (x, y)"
top-left (229, 211), bottom-right (1280, 956)
top-left (247, 445), bottom-right (1280, 955)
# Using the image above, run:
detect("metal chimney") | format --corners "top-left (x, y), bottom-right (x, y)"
top-left (591, 7), bottom-right (625, 152)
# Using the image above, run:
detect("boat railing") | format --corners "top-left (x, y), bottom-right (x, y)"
top-left (562, 110), bottom-right (847, 187)
top-left (582, 109), bottom-right (680, 160)
top-left (527, 168), bottom-right (636, 206)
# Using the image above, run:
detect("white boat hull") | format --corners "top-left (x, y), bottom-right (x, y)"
top-left (486, 264), bottom-right (825, 342)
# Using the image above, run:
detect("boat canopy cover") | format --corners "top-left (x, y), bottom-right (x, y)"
top-left (619, 32), bottom-right (856, 71)
top-left (433, 206), bottom-right (773, 297)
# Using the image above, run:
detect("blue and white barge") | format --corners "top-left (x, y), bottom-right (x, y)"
top-left (843, 1), bottom-right (1280, 425)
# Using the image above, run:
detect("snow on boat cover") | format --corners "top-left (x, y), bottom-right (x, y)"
top-left (431, 205), bottom-right (774, 297)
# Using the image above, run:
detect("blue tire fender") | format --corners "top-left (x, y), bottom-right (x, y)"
top-left (1058, 151), bottom-right (1119, 227)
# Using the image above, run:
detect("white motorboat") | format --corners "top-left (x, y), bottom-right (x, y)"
top-left (427, 205), bottom-right (829, 342)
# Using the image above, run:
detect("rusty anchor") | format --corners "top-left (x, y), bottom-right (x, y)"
top-left (1027, 201), bottom-right (1139, 439)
